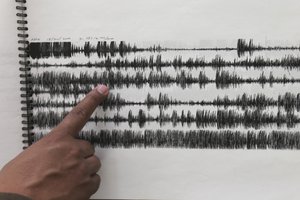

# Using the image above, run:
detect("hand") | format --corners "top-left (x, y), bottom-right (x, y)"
top-left (0, 84), bottom-right (109, 200)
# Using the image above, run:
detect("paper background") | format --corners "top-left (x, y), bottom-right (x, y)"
top-left (1, 0), bottom-right (300, 199)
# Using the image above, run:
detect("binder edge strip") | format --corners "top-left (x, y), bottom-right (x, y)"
top-left (16, 0), bottom-right (33, 149)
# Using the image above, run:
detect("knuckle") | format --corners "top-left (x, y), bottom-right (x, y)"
top-left (85, 174), bottom-right (101, 195)
top-left (94, 156), bottom-right (101, 169)
top-left (96, 174), bottom-right (101, 185)
top-left (89, 155), bottom-right (101, 171)
top-left (87, 91), bottom-right (101, 105)
top-left (91, 174), bottom-right (101, 193)
top-left (63, 157), bottom-right (81, 171)
top-left (80, 140), bottom-right (95, 155)
top-left (80, 140), bottom-right (93, 149)
top-left (79, 162), bottom-right (89, 172)
top-left (70, 107), bottom-right (88, 121)
top-left (69, 146), bottom-right (81, 157)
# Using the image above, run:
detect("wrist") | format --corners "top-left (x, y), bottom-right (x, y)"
top-left (0, 178), bottom-right (34, 200)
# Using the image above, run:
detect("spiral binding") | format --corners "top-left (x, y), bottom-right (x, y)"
top-left (16, 0), bottom-right (34, 149)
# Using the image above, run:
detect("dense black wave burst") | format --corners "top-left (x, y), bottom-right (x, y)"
top-left (237, 39), bottom-right (300, 57)
top-left (31, 71), bottom-right (300, 92)
top-left (29, 41), bottom-right (142, 59)
top-left (33, 109), bottom-right (300, 129)
top-left (30, 55), bottom-right (300, 70)
top-left (34, 130), bottom-right (300, 149)
top-left (32, 92), bottom-right (300, 112)
top-left (29, 42), bottom-right (73, 59)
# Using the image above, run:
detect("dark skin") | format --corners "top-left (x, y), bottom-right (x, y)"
top-left (0, 84), bottom-right (109, 200)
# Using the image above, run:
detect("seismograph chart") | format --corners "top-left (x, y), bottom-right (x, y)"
top-left (28, 39), bottom-right (300, 149)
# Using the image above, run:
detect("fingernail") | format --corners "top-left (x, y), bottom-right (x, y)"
top-left (96, 84), bottom-right (109, 96)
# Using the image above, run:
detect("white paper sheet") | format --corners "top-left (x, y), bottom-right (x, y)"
top-left (2, 0), bottom-right (300, 199)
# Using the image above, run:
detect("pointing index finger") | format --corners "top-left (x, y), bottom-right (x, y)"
top-left (55, 84), bottom-right (109, 137)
